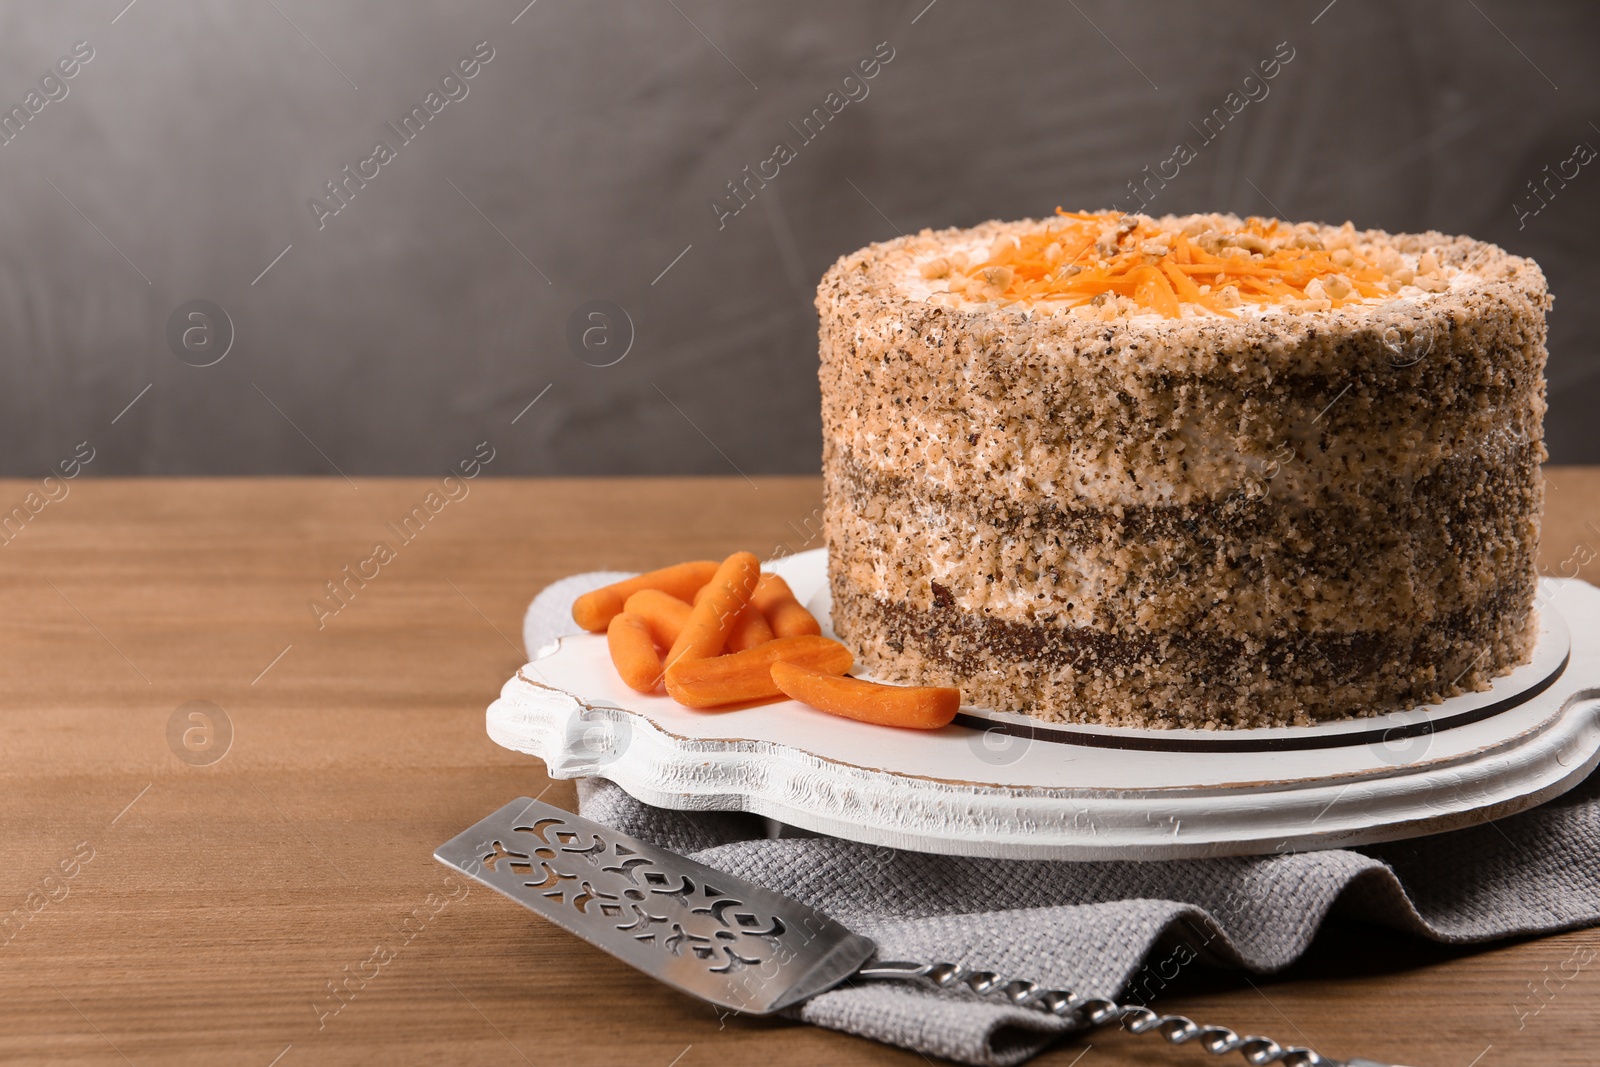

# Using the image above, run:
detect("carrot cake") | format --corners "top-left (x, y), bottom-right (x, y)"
top-left (817, 210), bottom-right (1549, 728)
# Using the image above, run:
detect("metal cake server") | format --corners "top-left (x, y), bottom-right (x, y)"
top-left (435, 798), bottom-right (1409, 1067)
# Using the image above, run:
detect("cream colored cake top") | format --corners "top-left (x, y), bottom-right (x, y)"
top-left (897, 210), bottom-right (1487, 321)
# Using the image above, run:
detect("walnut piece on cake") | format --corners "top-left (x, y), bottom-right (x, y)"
top-left (817, 210), bottom-right (1549, 729)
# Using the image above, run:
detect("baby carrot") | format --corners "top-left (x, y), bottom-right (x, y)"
top-left (571, 560), bottom-right (718, 632)
top-left (664, 635), bottom-right (853, 709)
top-left (665, 551), bottom-right (761, 668)
top-left (770, 663), bottom-right (960, 730)
top-left (607, 612), bottom-right (664, 693)
top-left (751, 573), bottom-right (821, 638)
top-left (725, 604), bottom-right (775, 653)
top-left (622, 589), bottom-right (692, 649)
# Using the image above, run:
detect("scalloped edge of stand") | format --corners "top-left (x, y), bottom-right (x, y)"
top-left (487, 573), bottom-right (1600, 859)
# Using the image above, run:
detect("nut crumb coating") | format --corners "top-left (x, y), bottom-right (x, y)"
top-left (818, 214), bottom-right (1549, 729)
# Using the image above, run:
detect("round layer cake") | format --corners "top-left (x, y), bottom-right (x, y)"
top-left (817, 210), bottom-right (1549, 729)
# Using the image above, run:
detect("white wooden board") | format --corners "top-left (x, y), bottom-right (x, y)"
top-left (487, 550), bottom-right (1600, 860)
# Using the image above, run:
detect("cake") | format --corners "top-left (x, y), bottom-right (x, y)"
top-left (817, 210), bottom-right (1549, 729)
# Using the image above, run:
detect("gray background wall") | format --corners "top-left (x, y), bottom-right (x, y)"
top-left (3, 0), bottom-right (1596, 477)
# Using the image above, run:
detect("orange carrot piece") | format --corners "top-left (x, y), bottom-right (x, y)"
top-left (1160, 260), bottom-right (1206, 304)
top-left (1132, 265), bottom-right (1181, 318)
top-left (664, 551), bottom-right (761, 668)
top-left (622, 589), bottom-right (692, 649)
top-left (751, 573), bottom-right (822, 638)
top-left (607, 612), bottom-right (663, 693)
top-left (770, 663), bottom-right (960, 730)
top-left (726, 603), bottom-right (775, 653)
top-left (664, 635), bottom-right (852, 709)
top-left (696, 579), bottom-right (774, 653)
top-left (1172, 262), bottom-right (1257, 277)
top-left (571, 560), bottom-right (718, 632)
top-left (1172, 232), bottom-right (1194, 265)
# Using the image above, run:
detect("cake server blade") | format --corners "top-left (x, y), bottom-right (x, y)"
top-left (433, 797), bottom-right (876, 1014)
top-left (435, 799), bottom-right (1410, 1067)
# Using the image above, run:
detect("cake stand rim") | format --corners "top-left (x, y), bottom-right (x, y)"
top-left (487, 554), bottom-right (1599, 859)
top-left (484, 663), bottom-right (1600, 859)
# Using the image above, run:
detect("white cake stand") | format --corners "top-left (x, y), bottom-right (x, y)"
top-left (486, 549), bottom-right (1600, 860)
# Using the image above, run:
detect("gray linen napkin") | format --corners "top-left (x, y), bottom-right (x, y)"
top-left (522, 574), bottom-right (1600, 1066)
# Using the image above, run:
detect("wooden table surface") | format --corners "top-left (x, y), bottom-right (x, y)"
top-left (2, 472), bottom-right (1598, 1067)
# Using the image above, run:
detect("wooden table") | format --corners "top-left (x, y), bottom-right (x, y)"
top-left (2, 473), bottom-right (1597, 1067)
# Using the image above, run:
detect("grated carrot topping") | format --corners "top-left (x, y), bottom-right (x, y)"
top-left (928, 209), bottom-right (1453, 319)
